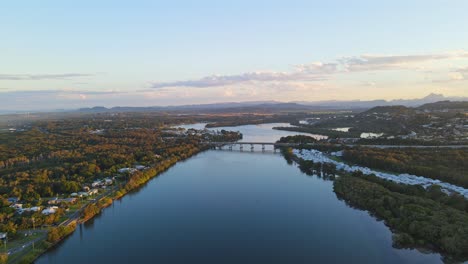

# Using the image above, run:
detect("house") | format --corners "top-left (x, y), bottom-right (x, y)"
top-left (78, 192), bottom-right (89, 197)
top-left (91, 181), bottom-right (102, 188)
top-left (61, 198), bottom-right (77, 204)
top-left (135, 165), bottom-right (146, 170)
top-left (10, 203), bottom-right (23, 209)
top-left (0, 233), bottom-right (6, 240)
top-left (48, 197), bottom-right (60, 205)
top-left (70, 193), bottom-right (78, 197)
top-left (30, 206), bottom-right (41, 212)
top-left (23, 206), bottom-right (41, 213)
top-left (42, 206), bottom-right (58, 215)
top-left (83, 186), bottom-right (90, 192)
top-left (118, 168), bottom-right (130, 173)
top-left (104, 178), bottom-right (113, 185)
top-left (7, 197), bottom-right (19, 204)
top-left (88, 189), bottom-right (99, 195)
top-left (118, 168), bottom-right (137, 174)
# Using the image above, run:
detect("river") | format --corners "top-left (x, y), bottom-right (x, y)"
top-left (36, 123), bottom-right (443, 264)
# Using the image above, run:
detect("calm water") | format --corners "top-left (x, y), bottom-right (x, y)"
top-left (178, 123), bottom-right (326, 151)
top-left (36, 124), bottom-right (442, 264)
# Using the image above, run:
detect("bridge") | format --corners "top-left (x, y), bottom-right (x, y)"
top-left (203, 141), bottom-right (468, 152)
top-left (203, 141), bottom-right (308, 152)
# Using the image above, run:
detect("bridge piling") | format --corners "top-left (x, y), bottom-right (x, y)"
top-left (204, 141), bottom-right (305, 153)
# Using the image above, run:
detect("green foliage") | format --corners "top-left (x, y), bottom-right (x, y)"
top-left (81, 204), bottom-right (100, 220)
top-left (0, 114), bottom-right (226, 235)
top-left (0, 221), bottom-right (17, 236)
top-left (351, 171), bottom-right (468, 213)
top-left (278, 135), bottom-right (317, 144)
top-left (47, 223), bottom-right (76, 244)
top-left (334, 174), bottom-right (468, 260)
top-left (0, 253), bottom-right (7, 264)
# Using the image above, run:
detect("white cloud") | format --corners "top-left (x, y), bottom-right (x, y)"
top-left (151, 50), bottom-right (468, 89)
top-left (151, 62), bottom-right (340, 89)
top-left (341, 51), bottom-right (468, 72)
top-left (0, 73), bottom-right (96, 81)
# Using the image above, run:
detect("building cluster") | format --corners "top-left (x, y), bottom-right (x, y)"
top-left (323, 107), bottom-right (468, 144)
top-left (162, 127), bottom-right (228, 140)
top-left (413, 115), bottom-right (468, 142)
top-left (8, 165), bottom-right (151, 216)
top-left (91, 178), bottom-right (114, 188)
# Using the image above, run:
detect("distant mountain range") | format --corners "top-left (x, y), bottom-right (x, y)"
top-left (293, 93), bottom-right (468, 109)
top-left (1, 93), bottom-right (466, 115)
top-left (76, 93), bottom-right (467, 113)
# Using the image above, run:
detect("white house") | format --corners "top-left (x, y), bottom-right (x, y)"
top-left (104, 178), bottom-right (113, 185)
top-left (23, 206), bottom-right (41, 213)
top-left (42, 206), bottom-right (58, 215)
top-left (91, 181), bottom-right (102, 188)
top-left (135, 165), bottom-right (146, 170)
top-left (118, 168), bottom-right (137, 174)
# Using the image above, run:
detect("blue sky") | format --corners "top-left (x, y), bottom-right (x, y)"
top-left (1, 0), bottom-right (468, 110)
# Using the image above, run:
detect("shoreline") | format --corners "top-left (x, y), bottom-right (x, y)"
top-left (22, 147), bottom-right (208, 264)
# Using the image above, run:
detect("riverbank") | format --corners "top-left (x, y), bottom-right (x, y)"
top-left (18, 146), bottom-right (208, 264)
top-left (273, 126), bottom-right (356, 138)
top-left (284, 147), bottom-right (468, 262)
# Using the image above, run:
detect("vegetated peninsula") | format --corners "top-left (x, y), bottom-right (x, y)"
top-left (276, 135), bottom-right (468, 262)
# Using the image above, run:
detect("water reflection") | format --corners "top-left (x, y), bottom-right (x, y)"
top-left (36, 124), bottom-right (443, 264)
top-left (177, 123), bottom-right (326, 142)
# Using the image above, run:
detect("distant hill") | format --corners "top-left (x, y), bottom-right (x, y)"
top-left (31, 93), bottom-right (468, 115)
top-left (361, 105), bottom-right (414, 115)
top-left (76, 102), bottom-right (338, 114)
top-left (78, 106), bottom-right (109, 112)
top-left (417, 101), bottom-right (468, 110)
top-left (295, 93), bottom-right (468, 109)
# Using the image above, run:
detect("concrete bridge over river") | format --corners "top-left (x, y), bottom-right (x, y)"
top-left (203, 141), bottom-right (468, 152)
top-left (203, 141), bottom-right (310, 152)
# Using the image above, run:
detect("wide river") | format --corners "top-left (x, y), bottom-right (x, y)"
top-left (36, 123), bottom-right (443, 264)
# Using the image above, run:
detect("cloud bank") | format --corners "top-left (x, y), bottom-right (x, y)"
top-left (151, 66), bottom-right (332, 89)
top-left (0, 73), bottom-right (96, 81)
top-left (152, 51), bottom-right (468, 89)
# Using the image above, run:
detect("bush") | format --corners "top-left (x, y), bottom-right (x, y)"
top-left (47, 223), bottom-right (76, 244)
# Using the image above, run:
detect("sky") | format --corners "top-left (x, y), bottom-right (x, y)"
top-left (1, 0), bottom-right (468, 110)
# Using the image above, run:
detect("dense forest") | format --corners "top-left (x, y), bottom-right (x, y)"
top-left (0, 113), bottom-right (241, 256)
top-left (277, 135), bottom-right (468, 261)
top-left (334, 172), bottom-right (468, 261)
